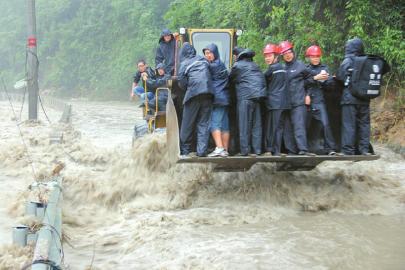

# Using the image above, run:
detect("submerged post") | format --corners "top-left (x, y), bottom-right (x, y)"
top-left (27, 0), bottom-right (39, 120)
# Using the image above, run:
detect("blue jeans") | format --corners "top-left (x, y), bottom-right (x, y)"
top-left (133, 86), bottom-right (154, 102)
top-left (140, 92), bottom-right (155, 103)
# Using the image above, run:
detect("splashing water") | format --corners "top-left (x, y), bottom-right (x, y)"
top-left (0, 100), bottom-right (404, 269)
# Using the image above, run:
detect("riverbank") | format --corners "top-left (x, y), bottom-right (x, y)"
top-left (371, 95), bottom-right (405, 156)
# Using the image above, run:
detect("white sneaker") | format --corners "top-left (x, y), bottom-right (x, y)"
top-left (208, 147), bottom-right (224, 157)
top-left (220, 150), bottom-right (229, 157)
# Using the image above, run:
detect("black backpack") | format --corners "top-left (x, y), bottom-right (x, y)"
top-left (349, 55), bottom-right (390, 100)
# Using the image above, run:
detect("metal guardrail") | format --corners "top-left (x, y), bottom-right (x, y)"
top-left (31, 177), bottom-right (63, 270)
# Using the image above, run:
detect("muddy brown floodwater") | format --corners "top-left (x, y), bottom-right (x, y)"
top-left (0, 99), bottom-right (404, 270)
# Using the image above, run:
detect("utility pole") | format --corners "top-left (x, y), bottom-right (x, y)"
top-left (27, 0), bottom-right (39, 120)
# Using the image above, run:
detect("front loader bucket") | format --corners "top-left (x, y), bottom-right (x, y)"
top-left (178, 154), bottom-right (380, 172)
top-left (166, 90), bottom-right (180, 164)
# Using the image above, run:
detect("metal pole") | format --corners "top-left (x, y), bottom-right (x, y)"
top-left (27, 0), bottom-right (39, 120)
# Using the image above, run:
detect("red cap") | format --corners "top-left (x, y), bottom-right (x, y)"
top-left (305, 45), bottom-right (322, 57)
top-left (279, 41), bottom-right (293, 54)
top-left (263, 44), bottom-right (280, 55)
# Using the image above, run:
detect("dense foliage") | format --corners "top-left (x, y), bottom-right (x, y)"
top-left (0, 0), bottom-right (170, 98)
top-left (0, 0), bottom-right (403, 104)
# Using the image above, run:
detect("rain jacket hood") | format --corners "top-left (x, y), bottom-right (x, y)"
top-left (159, 28), bottom-right (174, 43)
top-left (180, 42), bottom-right (196, 61)
top-left (203, 43), bottom-right (230, 106)
top-left (202, 43), bottom-right (220, 60)
top-left (178, 43), bottom-right (213, 104)
top-left (336, 37), bottom-right (369, 105)
top-left (344, 38), bottom-right (364, 57)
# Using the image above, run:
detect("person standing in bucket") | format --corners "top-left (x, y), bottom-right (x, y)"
top-left (336, 38), bottom-right (378, 155)
top-left (279, 40), bottom-right (325, 156)
top-left (203, 43), bottom-right (231, 157)
top-left (304, 45), bottom-right (337, 155)
top-left (262, 43), bottom-right (294, 156)
top-left (229, 47), bottom-right (266, 156)
top-left (178, 43), bottom-right (213, 157)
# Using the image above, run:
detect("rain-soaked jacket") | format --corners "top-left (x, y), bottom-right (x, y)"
top-left (145, 72), bottom-right (170, 91)
top-left (229, 49), bottom-right (266, 101)
top-left (203, 43), bottom-right (230, 106)
top-left (305, 63), bottom-right (334, 104)
top-left (285, 58), bottom-right (316, 107)
top-left (155, 29), bottom-right (176, 75)
top-left (336, 38), bottom-right (369, 105)
top-left (178, 43), bottom-right (213, 104)
top-left (264, 62), bottom-right (290, 110)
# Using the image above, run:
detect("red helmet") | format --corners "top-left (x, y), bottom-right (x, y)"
top-left (305, 45), bottom-right (322, 57)
top-left (263, 44), bottom-right (280, 55)
top-left (279, 41), bottom-right (293, 54)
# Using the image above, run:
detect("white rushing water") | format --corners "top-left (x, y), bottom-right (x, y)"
top-left (0, 99), bottom-right (404, 270)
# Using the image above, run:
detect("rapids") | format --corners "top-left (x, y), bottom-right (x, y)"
top-left (0, 100), bottom-right (404, 269)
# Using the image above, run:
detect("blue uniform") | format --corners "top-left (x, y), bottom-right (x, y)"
top-left (305, 63), bottom-right (337, 153)
top-left (284, 58), bottom-right (317, 153)
top-left (263, 62), bottom-right (293, 154)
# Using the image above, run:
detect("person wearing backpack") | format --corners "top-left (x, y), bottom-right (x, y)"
top-left (336, 37), bottom-right (390, 155)
top-left (304, 45), bottom-right (337, 155)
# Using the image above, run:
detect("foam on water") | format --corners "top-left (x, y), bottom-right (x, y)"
top-left (0, 100), bottom-right (404, 269)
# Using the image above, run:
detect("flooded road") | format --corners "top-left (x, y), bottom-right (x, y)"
top-left (0, 99), bottom-right (404, 269)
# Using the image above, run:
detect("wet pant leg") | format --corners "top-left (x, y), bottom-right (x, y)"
top-left (251, 100), bottom-right (262, 155)
top-left (266, 109), bottom-right (282, 153)
top-left (264, 110), bottom-right (273, 152)
top-left (180, 95), bottom-right (212, 155)
top-left (238, 99), bottom-right (252, 155)
top-left (290, 105), bottom-right (308, 152)
top-left (283, 111), bottom-right (297, 154)
top-left (195, 97), bottom-right (213, 156)
top-left (238, 99), bottom-right (262, 155)
top-left (311, 103), bottom-right (337, 151)
top-left (341, 105), bottom-right (356, 155)
top-left (357, 104), bottom-right (370, 154)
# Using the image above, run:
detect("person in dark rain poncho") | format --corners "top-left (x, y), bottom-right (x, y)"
top-left (178, 42), bottom-right (213, 157)
top-left (155, 28), bottom-right (178, 75)
top-left (336, 38), bottom-right (389, 155)
top-left (229, 47), bottom-right (266, 156)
